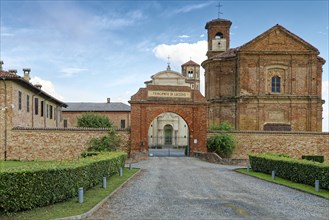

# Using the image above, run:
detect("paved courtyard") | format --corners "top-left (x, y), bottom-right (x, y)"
top-left (89, 157), bottom-right (329, 220)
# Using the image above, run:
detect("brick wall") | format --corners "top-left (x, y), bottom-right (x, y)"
top-left (7, 128), bottom-right (130, 161)
top-left (208, 131), bottom-right (329, 162)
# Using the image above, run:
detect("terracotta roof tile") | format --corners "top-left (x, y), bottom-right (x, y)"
top-left (181, 60), bottom-right (200, 66)
top-left (211, 47), bottom-right (239, 59)
top-left (0, 70), bottom-right (21, 79)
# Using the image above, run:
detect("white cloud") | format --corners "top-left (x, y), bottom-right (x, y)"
top-left (178, 35), bottom-right (190, 38)
top-left (30, 76), bottom-right (64, 101)
top-left (200, 34), bottom-right (205, 38)
top-left (173, 2), bottom-right (213, 14)
top-left (60, 68), bottom-right (88, 78)
top-left (152, 40), bottom-right (207, 94)
top-left (92, 10), bottom-right (144, 30)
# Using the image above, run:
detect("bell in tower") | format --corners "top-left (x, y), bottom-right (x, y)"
top-left (205, 19), bottom-right (232, 58)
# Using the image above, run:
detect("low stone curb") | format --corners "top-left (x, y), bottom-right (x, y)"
top-left (55, 169), bottom-right (141, 220)
top-left (235, 168), bottom-right (329, 200)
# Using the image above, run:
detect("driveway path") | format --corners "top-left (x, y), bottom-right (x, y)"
top-left (89, 157), bottom-right (329, 219)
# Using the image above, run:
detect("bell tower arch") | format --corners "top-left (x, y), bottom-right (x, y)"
top-left (205, 19), bottom-right (232, 58)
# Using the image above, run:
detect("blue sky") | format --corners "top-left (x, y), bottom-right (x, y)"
top-left (1, 0), bottom-right (328, 131)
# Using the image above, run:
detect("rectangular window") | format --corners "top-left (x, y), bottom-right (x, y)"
top-left (18, 91), bottom-right (22, 110)
top-left (46, 104), bottom-right (49, 118)
top-left (49, 105), bottom-right (53, 119)
top-left (54, 107), bottom-right (57, 121)
top-left (27, 95), bottom-right (30, 112)
top-left (41, 101), bottom-right (44, 117)
top-left (64, 119), bottom-right (68, 128)
top-left (121, 120), bottom-right (126, 129)
top-left (34, 98), bottom-right (39, 115)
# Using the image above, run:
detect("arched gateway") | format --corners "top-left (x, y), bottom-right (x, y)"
top-left (129, 62), bottom-right (207, 160)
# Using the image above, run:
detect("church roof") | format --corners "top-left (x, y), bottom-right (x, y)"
top-left (181, 60), bottom-right (200, 66)
top-left (239, 24), bottom-right (319, 53)
top-left (0, 70), bottom-right (67, 107)
top-left (63, 102), bottom-right (131, 112)
top-left (205, 18), bottom-right (232, 29)
top-left (211, 48), bottom-right (239, 59)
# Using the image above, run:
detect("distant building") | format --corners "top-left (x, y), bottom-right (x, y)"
top-left (202, 18), bottom-right (326, 131)
top-left (62, 98), bottom-right (131, 129)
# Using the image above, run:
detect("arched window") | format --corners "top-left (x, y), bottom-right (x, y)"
top-left (271, 76), bottom-right (281, 93)
top-left (215, 32), bottom-right (223, 39)
top-left (188, 70), bottom-right (193, 78)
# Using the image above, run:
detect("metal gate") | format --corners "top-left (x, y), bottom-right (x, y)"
top-left (148, 136), bottom-right (189, 157)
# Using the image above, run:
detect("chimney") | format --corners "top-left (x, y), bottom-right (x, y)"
top-left (8, 69), bottom-right (17, 74)
top-left (34, 83), bottom-right (42, 90)
top-left (0, 60), bottom-right (3, 71)
top-left (107, 98), bottom-right (111, 103)
top-left (23, 68), bottom-right (31, 81)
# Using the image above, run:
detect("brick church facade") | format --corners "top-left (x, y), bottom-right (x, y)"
top-left (202, 19), bottom-right (326, 132)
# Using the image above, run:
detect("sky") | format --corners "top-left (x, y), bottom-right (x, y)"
top-left (0, 0), bottom-right (328, 131)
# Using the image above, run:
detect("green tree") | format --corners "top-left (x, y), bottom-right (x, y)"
top-left (209, 121), bottom-right (233, 131)
top-left (207, 122), bottom-right (236, 158)
top-left (77, 113), bottom-right (113, 128)
top-left (77, 113), bottom-right (121, 152)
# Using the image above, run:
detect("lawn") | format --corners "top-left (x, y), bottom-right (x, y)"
top-left (1, 167), bottom-right (139, 220)
top-left (236, 168), bottom-right (329, 199)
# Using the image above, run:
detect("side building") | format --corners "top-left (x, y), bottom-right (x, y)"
top-left (202, 19), bottom-right (326, 131)
top-left (0, 63), bottom-right (67, 159)
top-left (62, 99), bottom-right (131, 129)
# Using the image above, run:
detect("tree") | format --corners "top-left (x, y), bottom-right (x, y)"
top-left (207, 122), bottom-right (236, 158)
top-left (77, 113), bottom-right (113, 128)
top-left (77, 113), bottom-right (121, 152)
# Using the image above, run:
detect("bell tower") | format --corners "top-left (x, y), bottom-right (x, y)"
top-left (205, 19), bottom-right (232, 58)
top-left (181, 60), bottom-right (200, 91)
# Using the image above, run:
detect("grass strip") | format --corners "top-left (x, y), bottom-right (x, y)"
top-left (236, 168), bottom-right (329, 199)
top-left (1, 168), bottom-right (139, 220)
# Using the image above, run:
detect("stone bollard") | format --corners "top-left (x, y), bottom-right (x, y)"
top-left (247, 165), bottom-right (251, 173)
top-left (78, 187), bottom-right (84, 203)
top-left (120, 167), bottom-right (123, 177)
top-left (102, 177), bottom-right (107, 189)
top-left (272, 170), bottom-right (275, 180)
top-left (315, 180), bottom-right (320, 192)
top-left (129, 164), bottom-right (132, 170)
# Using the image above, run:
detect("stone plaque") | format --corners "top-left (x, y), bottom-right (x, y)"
top-left (148, 91), bottom-right (191, 98)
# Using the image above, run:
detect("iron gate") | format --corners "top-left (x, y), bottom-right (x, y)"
top-left (148, 136), bottom-right (189, 157)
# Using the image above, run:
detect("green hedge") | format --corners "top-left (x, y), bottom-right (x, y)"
top-left (249, 153), bottom-right (329, 190)
top-left (302, 155), bottom-right (324, 163)
top-left (0, 152), bottom-right (127, 213)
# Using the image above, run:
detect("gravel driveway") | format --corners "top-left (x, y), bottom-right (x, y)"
top-left (88, 157), bottom-right (329, 220)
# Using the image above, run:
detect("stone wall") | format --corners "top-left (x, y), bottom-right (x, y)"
top-left (208, 131), bottom-right (329, 162)
top-left (7, 128), bottom-right (130, 161)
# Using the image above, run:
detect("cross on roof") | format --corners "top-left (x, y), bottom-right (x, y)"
top-left (216, 2), bottom-right (223, 19)
top-left (167, 56), bottom-right (171, 70)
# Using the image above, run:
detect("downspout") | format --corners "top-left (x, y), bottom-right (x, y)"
top-left (2, 77), bottom-right (7, 160)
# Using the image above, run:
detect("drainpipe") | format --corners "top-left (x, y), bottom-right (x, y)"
top-left (2, 77), bottom-right (7, 160)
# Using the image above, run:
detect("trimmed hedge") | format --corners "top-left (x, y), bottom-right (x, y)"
top-left (249, 153), bottom-right (329, 190)
top-left (302, 155), bottom-right (324, 163)
top-left (0, 152), bottom-right (127, 213)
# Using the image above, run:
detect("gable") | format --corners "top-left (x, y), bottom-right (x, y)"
top-left (239, 25), bottom-right (319, 53)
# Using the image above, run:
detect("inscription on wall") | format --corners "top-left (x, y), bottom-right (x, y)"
top-left (148, 91), bottom-right (191, 98)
